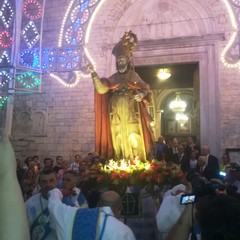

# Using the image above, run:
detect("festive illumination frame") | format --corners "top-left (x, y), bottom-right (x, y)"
top-left (51, 0), bottom-right (103, 87)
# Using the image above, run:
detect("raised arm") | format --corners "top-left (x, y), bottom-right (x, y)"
top-left (0, 132), bottom-right (30, 240)
top-left (48, 188), bottom-right (78, 240)
top-left (87, 64), bottom-right (109, 94)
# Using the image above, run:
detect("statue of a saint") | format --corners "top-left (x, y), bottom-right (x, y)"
top-left (88, 31), bottom-right (155, 161)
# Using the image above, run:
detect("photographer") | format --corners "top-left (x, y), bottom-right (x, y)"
top-left (166, 193), bottom-right (240, 240)
top-left (156, 183), bottom-right (189, 239)
top-left (164, 175), bottom-right (210, 240)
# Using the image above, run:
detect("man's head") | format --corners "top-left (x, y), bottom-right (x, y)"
top-left (74, 154), bottom-right (81, 163)
top-left (61, 160), bottom-right (69, 170)
top-left (221, 153), bottom-right (229, 165)
top-left (178, 144), bottom-right (185, 154)
top-left (38, 169), bottom-right (57, 199)
top-left (198, 155), bottom-right (207, 167)
top-left (99, 191), bottom-right (122, 218)
top-left (62, 170), bottom-right (78, 191)
top-left (190, 150), bottom-right (197, 160)
top-left (172, 137), bottom-right (178, 148)
top-left (56, 155), bottom-right (63, 165)
top-left (158, 136), bottom-right (165, 144)
top-left (44, 157), bottom-right (53, 169)
top-left (196, 194), bottom-right (240, 240)
top-left (201, 145), bottom-right (210, 156)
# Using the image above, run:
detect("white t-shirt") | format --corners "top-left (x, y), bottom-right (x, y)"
top-left (25, 193), bottom-right (57, 240)
top-left (48, 188), bottom-right (136, 240)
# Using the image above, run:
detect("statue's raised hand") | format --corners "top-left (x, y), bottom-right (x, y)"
top-left (87, 64), bottom-right (95, 74)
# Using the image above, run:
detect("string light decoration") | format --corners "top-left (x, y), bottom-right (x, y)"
top-left (0, 30), bottom-right (13, 48)
top-left (65, 26), bottom-right (83, 45)
top-left (58, 49), bottom-right (81, 71)
top-left (16, 72), bottom-right (41, 89)
top-left (0, 70), bottom-right (11, 87)
top-left (221, 0), bottom-right (240, 68)
top-left (0, 0), bottom-right (14, 28)
top-left (50, 71), bottom-right (82, 88)
top-left (22, 20), bottom-right (40, 49)
top-left (20, 50), bottom-right (39, 68)
top-left (23, 0), bottom-right (43, 20)
top-left (0, 51), bottom-right (10, 64)
top-left (0, 96), bottom-right (8, 107)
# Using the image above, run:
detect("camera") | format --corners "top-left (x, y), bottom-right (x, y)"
top-left (180, 194), bottom-right (196, 205)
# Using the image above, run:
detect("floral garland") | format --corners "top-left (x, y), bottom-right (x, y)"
top-left (84, 158), bottom-right (184, 193)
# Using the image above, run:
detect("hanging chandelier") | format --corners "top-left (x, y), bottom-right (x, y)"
top-left (157, 68), bottom-right (171, 80)
top-left (175, 113), bottom-right (189, 125)
top-left (169, 92), bottom-right (187, 112)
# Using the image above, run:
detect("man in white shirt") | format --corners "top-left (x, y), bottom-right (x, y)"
top-left (48, 189), bottom-right (136, 240)
top-left (62, 170), bottom-right (88, 208)
top-left (25, 169), bottom-right (58, 240)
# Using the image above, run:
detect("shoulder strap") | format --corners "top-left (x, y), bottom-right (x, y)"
top-left (30, 207), bottom-right (51, 240)
top-left (98, 212), bottom-right (111, 240)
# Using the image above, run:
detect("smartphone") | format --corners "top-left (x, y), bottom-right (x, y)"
top-left (219, 171), bottom-right (226, 177)
top-left (180, 194), bottom-right (196, 205)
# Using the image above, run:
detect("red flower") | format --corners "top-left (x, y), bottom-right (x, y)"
top-left (153, 173), bottom-right (163, 184)
top-left (120, 171), bottom-right (128, 179)
top-left (110, 172), bottom-right (118, 180)
top-left (97, 175), bottom-right (104, 183)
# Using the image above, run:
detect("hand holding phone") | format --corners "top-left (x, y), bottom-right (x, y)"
top-left (180, 194), bottom-right (196, 205)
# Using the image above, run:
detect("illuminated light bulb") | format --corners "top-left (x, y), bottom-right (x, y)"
top-left (157, 68), bottom-right (171, 80)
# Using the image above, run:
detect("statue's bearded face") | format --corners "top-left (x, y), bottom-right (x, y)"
top-left (116, 56), bottom-right (130, 73)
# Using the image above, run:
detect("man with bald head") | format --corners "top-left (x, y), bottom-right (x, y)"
top-left (198, 145), bottom-right (220, 180)
top-left (48, 188), bottom-right (136, 239)
top-left (98, 191), bottom-right (136, 239)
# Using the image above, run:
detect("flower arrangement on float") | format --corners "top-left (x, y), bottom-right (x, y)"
top-left (85, 157), bottom-right (184, 192)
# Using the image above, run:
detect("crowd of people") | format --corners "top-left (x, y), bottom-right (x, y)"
top-left (154, 135), bottom-right (231, 181)
top-left (2, 132), bottom-right (240, 240)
